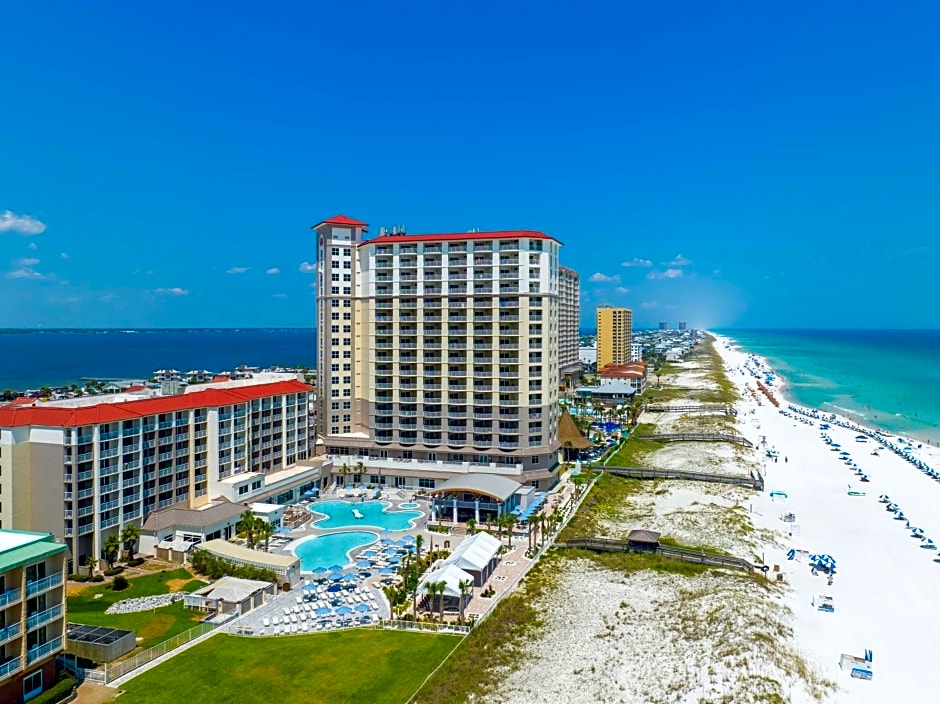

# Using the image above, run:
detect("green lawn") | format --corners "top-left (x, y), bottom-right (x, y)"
top-left (68, 569), bottom-right (207, 651)
top-left (118, 630), bottom-right (462, 704)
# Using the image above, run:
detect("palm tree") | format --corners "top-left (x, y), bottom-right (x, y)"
top-left (458, 578), bottom-right (472, 625)
top-left (502, 514), bottom-right (516, 548)
top-left (434, 580), bottom-right (447, 623)
top-left (103, 534), bottom-right (121, 570)
top-left (412, 572), bottom-right (420, 618)
top-left (85, 555), bottom-right (97, 576)
top-left (355, 459), bottom-right (365, 482)
top-left (339, 462), bottom-right (350, 486)
top-left (257, 520), bottom-right (275, 552)
top-left (415, 533), bottom-right (425, 562)
top-left (563, 439), bottom-right (574, 462)
top-left (238, 510), bottom-right (259, 549)
top-left (466, 517), bottom-right (477, 536)
top-left (120, 524), bottom-right (141, 562)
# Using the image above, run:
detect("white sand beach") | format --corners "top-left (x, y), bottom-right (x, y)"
top-left (487, 336), bottom-right (940, 703)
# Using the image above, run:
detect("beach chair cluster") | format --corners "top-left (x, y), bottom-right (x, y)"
top-left (877, 495), bottom-right (937, 554)
top-left (259, 588), bottom-right (380, 636)
top-left (819, 433), bottom-right (870, 486)
top-left (778, 408), bottom-right (816, 427)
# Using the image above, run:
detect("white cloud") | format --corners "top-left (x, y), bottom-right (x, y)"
top-left (621, 257), bottom-right (652, 268)
top-left (588, 272), bottom-right (620, 283)
top-left (272, 293), bottom-right (288, 299)
top-left (641, 301), bottom-right (658, 309)
top-left (226, 267), bottom-right (250, 275)
top-left (615, 286), bottom-right (630, 294)
top-left (0, 210), bottom-right (46, 235)
top-left (7, 267), bottom-right (55, 281)
top-left (28, 242), bottom-right (37, 250)
top-left (60, 252), bottom-right (69, 260)
top-left (13, 257), bottom-right (40, 267)
top-left (662, 254), bottom-right (693, 266)
top-left (154, 287), bottom-right (188, 296)
top-left (299, 261), bottom-right (316, 273)
top-left (266, 267), bottom-right (280, 275)
top-left (99, 293), bottom-right (119, 302)
top-left (647, 268), bottom-right (684, 280)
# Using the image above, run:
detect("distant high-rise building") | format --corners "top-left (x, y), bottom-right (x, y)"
top-left (596, 306), bottom-right (633, 368)
top-left (678, 322), bottom-right (687, 331)
top-left (658, 321), bottom-right (668, 331)
top-left (313, 215), bottom-right (572, 491)
top-left (558, 266), bottom-right (581, 380)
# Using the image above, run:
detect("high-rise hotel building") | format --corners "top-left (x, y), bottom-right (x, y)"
top-left (596, 306), bottom-right (633, 368)
top-left (558, 266), bottom-right (581, 380)
top-left (0, 377), bottom-right (314, 571)
top-left (313, 215), bottom-right (574, 490)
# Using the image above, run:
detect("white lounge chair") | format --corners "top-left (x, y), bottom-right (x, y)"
top-left (263, 617), bottom-right (270, 627)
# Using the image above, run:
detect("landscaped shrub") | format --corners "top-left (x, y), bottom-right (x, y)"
top-left (112, 575), bottom-right (129, 591)
top-left (27, 671), bottom-right (77, 704)
top-left (104, 567), bottom-right (124, 577)
top-left (91, 574), bottom-right (105, 582)
top-left (127, 557), bottom-right (145, 567)
top-left (68, 573), bottom-right (90, 582)
top-left (189, 549), bottom-right (277, 583)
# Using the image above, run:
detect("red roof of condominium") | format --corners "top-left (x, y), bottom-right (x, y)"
top-left (313, 214), bottom-right (369, 228)
top-left (359, 230), bottom-right (558, 246)
top-left (0, 380), bottom-right (311, 428)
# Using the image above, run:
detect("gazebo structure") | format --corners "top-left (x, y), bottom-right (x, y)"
top-left (627, 529), bottom-right (661, 553)
top-left (427, 474), bottom-right (528, 524)
top-left (558, 407), bottom-right (593, 460)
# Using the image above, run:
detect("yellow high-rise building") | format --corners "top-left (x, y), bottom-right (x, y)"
top-left (596, 306), bottom-right (632, 368)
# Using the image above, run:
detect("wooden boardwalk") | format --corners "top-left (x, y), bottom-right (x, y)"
top-left (644, 403), bottom-right (737, 416)
top-left (556, 536), bottom-right (756, 571)
top-left (635, 431), bottom-right (753, 448)
top-left (604, 466), bottom-right (765, 491)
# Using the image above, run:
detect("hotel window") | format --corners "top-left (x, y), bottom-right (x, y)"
top-left (343, 287), bottom-right (351, 294)
top-left (343, 312), bottom-right (351, 320)
top-left (342, 363), bottom-right (351, 371)
top-left (331, 273), bottom-right (340, 281)
top-left (331, 312), bottom-right (339, 320)
top-left (343, 376), bottom-right (351, 384)
top-left (343, 261), bottom-right (351, 269)
top-left (331, 364), bottom-right (339, 372)
top-left (331, 415), bottom-right (340, 423)
top-left (331, 325), bottom-right (339, 333)
top-left (343, 425), bottom-right (351, 433)
top-left (344, 248), bottom-right (351, 256)
top-left (331, 261), bottom-right (339, 268)
top-left (331, 351), bottom-right (339, 359)
top-left (343, 300), bottom-right (350, 307)
top-left (343, 274), bottom-right (351, 281)
top-left (342, 401), bottom-right (351, 409)
top-left (331, 247), bottom-right (339, 255)
top-left (343, 325), bottom-right (351, 332)
top-left (343, 338), bottom-right (351, 345)
top-left (343, 414), bottom-right (351, 422)
top-left (331, 402), bottom-right (340, 410)
top-left (331, 338), bottom-right (339, 346)
top-left (343, 351), bottom-right (351, 358)
top-left (343, 389), bottom-right (351, 397)
top-left (331, 287), bottom-right (339, 294)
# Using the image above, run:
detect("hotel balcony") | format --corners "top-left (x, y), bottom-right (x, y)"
top-left (0, 622), bottom-right (21, 646)
top-left (26, 572), bottom-right (63, 598)
top-left (26, 637), bottom-right (63, 666)
top-left (0, 588), bottom-right (22, 608)
top-left (0, 657), bottom-right (23, 681)
top-left (27, 604), bottom-right (63, 632)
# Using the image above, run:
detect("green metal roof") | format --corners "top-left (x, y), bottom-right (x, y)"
top-left (0, 532), bottom-right (67, 573)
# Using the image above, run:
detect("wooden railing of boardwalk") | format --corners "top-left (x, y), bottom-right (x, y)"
top-left (634, 431), bottom-right (753, 448)
top-left (604, 466), bottom-right (764, 491)
top-left (644, 404), bottom-right (738, 416)
top-left (556, 537), bottom-right (756, 571)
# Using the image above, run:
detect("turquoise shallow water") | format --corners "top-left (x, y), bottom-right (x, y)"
top-left (719, 329), bottom-right (940, 444)
top-left (292, 531), bottom-right (377, 571)
top-left (309, 500), bottom-right (422, 531)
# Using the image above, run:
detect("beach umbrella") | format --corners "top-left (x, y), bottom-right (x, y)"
top-left (360, 550), bottom-right (378, 557)
top-left (354, 603), bottom-right (371, 613)
top-left (328, 564), bottom-right (344, 572)
top-left (393, 539), bottom-right (408, 547)
top-left (379, 567), bottom-right (396, 574)
top-left (356, 560), bottom-right (372, 569)
top-left (335, 605), bottom-right (353, 615)
top-left (341, 573), bottom-right (357, 581)
top-left (388, 555), bottom-right (402, 564)
top-left (380, 530), bottom-right (391, 537)
top-left (380, 538), bottom-right (394, 545)
top-left (327, 584), bottom-right (342, 593)
top-left (330, 572), bottom-right (344, 581)
top-left (303, 583), bottom-right (316, 591)
top-left (315, 606), bottom-right (332, 616)
top-left (401, 535), bottom-right (416, 543)
top-left (311, 566), bottom-right (329, 575)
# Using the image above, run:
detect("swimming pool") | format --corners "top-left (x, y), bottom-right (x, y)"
top-left (399, 502), bottom-right (420, 509)
top-left (309, 500), bottom-right (422, 531)
top-left (292, 531), bottom-right (378, 571)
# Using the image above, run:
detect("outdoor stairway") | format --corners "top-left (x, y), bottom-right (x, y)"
top-left (604, 466), bottom-right (764, 491)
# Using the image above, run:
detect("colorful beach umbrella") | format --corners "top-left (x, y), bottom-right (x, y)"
top-left (354, 603), bottom-right (371, 612)
top-left (335, 605), bottom-right (353, 615)
top-left (315, 606), bottom-right (332, 616)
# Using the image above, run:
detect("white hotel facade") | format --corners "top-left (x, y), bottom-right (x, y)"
top-left (313, 214), bottom-right (578, 491)
top-left (0, 376), bottom-right (316, 571)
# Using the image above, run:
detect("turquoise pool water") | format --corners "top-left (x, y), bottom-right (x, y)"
top-left (292, 531), bottom-right (378, 571)
top-left (309, 500), bottom-right (422, 531)
top-left (399, 502), bottom-right (420, 509)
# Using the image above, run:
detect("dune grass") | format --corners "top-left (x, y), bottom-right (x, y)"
top-left (118, 630), bottom-right (461, 704)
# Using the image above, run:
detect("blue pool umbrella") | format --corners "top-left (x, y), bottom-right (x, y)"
top-left (388, 555), bottom-right (402, 564)
top-left (393, 539), bottom-right (408, 547)
top-left (315, 606), bottom-right (332, 616)
top-left (401, 535), bottom-right (416, 542)
top-left (328, 564), bottom-right (344, 572)
top-left (356, 561), bottom-right (371, 569)
top-left (379, 567), bottom-right (396, 574)
top-left (341, 573), bottom-right (358, 581)
top-left (335, 605), bottom-right (353, 615)
top-left (311, 566), bottom-right (329, 575)
top-left (360, 550), bottom-right (378, 557)
top-left (380, 538), bottom-right (394, 545)
top-left (380, 530), bottom-right (391, 537)
top-left (330, 572), bottom-right (344, 581)
top-left (327, 584), bottom-right (342, 592)
top-left (354, 603), bottom-right (371, 612)
top-left (303, 583), bottom-right (317, 591)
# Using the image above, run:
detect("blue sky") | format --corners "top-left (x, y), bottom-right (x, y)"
top-left (2, 2), bottom-right (939, 329)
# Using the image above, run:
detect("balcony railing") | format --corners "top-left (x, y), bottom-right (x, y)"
top-left (0, 657), bottom-right (22, 681)
top-left (0, 623), bottom-right (21, 645)
top-left (0, 588), bottom-right (22, 608)
top-left (27, 604), bottom-right (63, 631)
top-left (26, 637), bottom-right (63, 665)
top-left (26, 572), bottom-right (63, 597)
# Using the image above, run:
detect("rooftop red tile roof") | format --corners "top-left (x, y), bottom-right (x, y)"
top-left (358, 229), bottom-right (557, 246)
top-left (0, 380), bottom-right (311, 428)
top-left (313, 214), bottom-right (369, 228)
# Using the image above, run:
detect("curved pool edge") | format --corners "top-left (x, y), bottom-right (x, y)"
top-left (306, 499), bottom-right (424, 532)
top-left (290, 530), bottom-right (380, 573)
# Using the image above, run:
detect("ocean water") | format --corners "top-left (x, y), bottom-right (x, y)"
top-left (720, 329), bottom-right (940, 444)
top-left (0, 328), bottom-right (316, 390)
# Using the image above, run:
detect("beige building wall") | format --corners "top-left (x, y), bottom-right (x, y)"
top-left (596, 306), bottom-right (633, 368)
